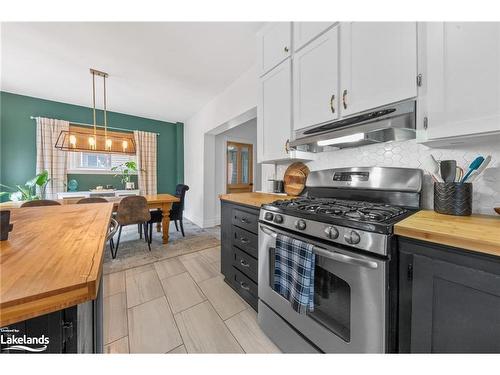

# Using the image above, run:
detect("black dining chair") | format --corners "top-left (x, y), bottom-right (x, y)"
top-left (144, 184), bottom-right (190, 244)
top-left (20, 199), bottom-right (61, 207)
top-left (113, 196), bottom-right (151, 258)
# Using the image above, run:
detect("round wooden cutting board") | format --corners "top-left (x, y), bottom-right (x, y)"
top-left (283, 162), bottom-right (310, 196)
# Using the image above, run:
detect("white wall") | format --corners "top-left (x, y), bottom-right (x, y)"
top-left (213, 118), bottom-right (261, 224)
top-left (183, 65), bottom-right (258, 227)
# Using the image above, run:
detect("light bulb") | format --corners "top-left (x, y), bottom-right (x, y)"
top-left (105, 139), bottom-right (112, 150)
top-left (88, 136), bottom-right (96, 150)
top-left (69, 135), bottom-right (77, 148)
top-left (122, 140), bottom-right (128, 151)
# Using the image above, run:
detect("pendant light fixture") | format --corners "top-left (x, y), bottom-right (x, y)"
top-left (55, 68), bottom-right (136, 154)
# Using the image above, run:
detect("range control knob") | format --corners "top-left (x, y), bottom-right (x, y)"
top-left (295, 219), bottom-right (307, 230)
top-left (273, 214), bottom-right (284, 224)
top-left (324, 226), bottom-right (339, 239)
top-left (264, 212), bottom-right (274, 221)
top-left (344, 230), bottom-right (361, 245)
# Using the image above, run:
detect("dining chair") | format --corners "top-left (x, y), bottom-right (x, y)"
top-left (76, 197), bottom-right (117, 256)
top-left (20, 199), bottom-right (61, 207)
top-left (76, 197), bottom-right (108, 204)
top-left (113, 195), bottom-right (151, 258)
top-left (170, 184), bottom-right (190, 237)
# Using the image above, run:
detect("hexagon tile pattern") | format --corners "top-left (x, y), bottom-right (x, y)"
top-left (272, 139), bottom-right (500, 215)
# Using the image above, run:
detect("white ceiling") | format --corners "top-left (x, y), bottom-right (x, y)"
top-left (1, 22), bottom-right (264, 122)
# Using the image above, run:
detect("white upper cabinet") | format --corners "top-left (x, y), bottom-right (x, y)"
top-left (293, 25), bottom-right (340, 131)
top-left (293, 22), bottom-right (335, 51)
top-left (258, 22), bottom-right (292, 76)
top-left (258, 60), bottom-right (292, 163)
top-left (340, 22), bottom-right (418, 117)
top-left (421, 22), bottom-right (500, 144)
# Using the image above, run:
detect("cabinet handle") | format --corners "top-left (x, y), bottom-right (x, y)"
top-left (330, 94), bottom-right (335, 114)
top-left (240, 259), bottom-right (250, 268)
top-left (284, 46), bottom-right (289, 53)
top-left (285, 139), bottom-right (290, 154)
top-left (240, 217), bottom-right (250, 224)
top-left (240, 237), bottom-right (250, 244)
top-left (342, 89), bottom-right (348, 110)
top-left (240, 281), bottom-right (250, 291)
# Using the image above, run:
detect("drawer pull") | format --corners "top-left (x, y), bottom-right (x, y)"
top-left (240, 281), bottom-right (250, 291)
top-left (240, 237), bottom-right (250, 244)
top-left (240, 259), bottom-right (250, 267)
top-left (240, 217), bottom-right (250, 224)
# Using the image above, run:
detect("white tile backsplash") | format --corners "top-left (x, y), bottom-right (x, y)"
top-left (272, 139), bottom-right (500, 215)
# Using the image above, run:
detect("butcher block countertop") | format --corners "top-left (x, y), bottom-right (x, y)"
top-left (219, 192), bottom-right (295, 208)
top-left (0, 202), bottom-right (113, 326)
top-left (395, 210), bottom-right (500, 257)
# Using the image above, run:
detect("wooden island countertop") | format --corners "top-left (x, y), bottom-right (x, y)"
top-left (0, 202), bottom-right (113, 327)
top-left (219, 192), bottom-right (295, 209)
top-left (395, 210), bottom-right (500, 257)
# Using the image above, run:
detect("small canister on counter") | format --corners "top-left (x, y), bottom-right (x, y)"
top-left (434, 182), bottom-right (472, 216)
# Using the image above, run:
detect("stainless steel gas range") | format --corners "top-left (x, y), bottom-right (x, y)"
top-left (257, 167), bottom-right (423, 353)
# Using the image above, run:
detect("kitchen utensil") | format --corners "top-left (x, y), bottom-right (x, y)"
top-left (455, 166), bottom-right (464, 182)
top-left (440, 160), bottom-right (457, 183)
top-left (422, 154), bottom-right (444, 183)
top-left (283, 162), bottom-right (310, 196)
top-left (461, 156), bottom-right (485, 183)
top-left (465, 155), bottom-right (491, 183)
top-left (434, 182), bottom-right (472, 216)
top-left (494, 207), bottom-right (500, 215)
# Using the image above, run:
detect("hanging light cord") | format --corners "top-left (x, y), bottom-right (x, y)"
top-left (92, 71), bottom-right (97, 146)
top-left (103, 73), bottom-right (108, 145)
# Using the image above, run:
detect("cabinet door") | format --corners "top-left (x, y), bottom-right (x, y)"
top-left (258, 22), bottom-right (292, 76)
top-left (411, 254), bottom-right (500, 353)
top-left (293, 22), bottom-right (335, 51)
top-left (424, 22), bottom-right (500, 140)
top-left (257, 60), bottom-right (292, 163)
top-left (340, 22), bottom-right (417, 116)
top-left (293, 25), bottom-right (339, 131)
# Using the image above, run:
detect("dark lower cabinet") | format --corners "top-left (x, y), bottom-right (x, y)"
top-left (0, 277), bottom-right (103, 354)
top-left (221, 200), bottom-right (260, 311)
top-left (398, 237), bottom-right (500, 353)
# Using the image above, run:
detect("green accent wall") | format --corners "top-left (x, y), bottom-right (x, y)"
top-left (66, 174), bottom-right (139, 192)
top-left (0, 91), bottom-right (184, 198)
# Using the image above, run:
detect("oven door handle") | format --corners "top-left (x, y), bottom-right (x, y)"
top-left (260, 225), bottom-right (378, 270)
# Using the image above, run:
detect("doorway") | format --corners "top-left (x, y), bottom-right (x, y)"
top-left (226, 141), bottom-right (253, 193)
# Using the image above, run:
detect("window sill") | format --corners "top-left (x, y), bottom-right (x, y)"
top-left (67, 169), bottom-right (138, 175)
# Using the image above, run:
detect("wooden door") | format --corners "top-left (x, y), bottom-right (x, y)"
top-left (340, 22), bottom-right (417, 117)
top-left (257, 59), bottom-right (292, 163)
top-left (226, 141), bottom-right (253, 193)
top-left (293, 25), bottom-right (340, 131)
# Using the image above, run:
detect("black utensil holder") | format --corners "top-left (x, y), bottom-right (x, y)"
top-left (434, 182), bottom-right (472, 216)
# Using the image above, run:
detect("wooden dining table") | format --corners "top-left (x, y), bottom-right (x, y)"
top-left (0, 193), bottom-right (180, 244)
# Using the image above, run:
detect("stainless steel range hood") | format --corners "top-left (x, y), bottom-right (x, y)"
top-left (290, 100), bottom-right (416, 152)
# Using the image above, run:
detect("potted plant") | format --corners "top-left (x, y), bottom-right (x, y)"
top-left (0, 170), bottom-right (51, 201)
top-left (111, 161), bottom-right (139, 190)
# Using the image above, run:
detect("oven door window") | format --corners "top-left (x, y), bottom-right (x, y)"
top-left (308, 255), bottom-right (351, 342)
top-left (269, 247), bottom-right (351, 342)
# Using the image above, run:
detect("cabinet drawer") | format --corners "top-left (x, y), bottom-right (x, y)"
top-left (232, 268), bottom-right (258, 311)
top-left (233, 246), bottom-right (258, 283)
top-left (232, 226), bottom-right (258, 258)
top-left (231, 207), bottom-right (259, 234)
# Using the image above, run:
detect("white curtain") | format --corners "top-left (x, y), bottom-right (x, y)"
top-left (134, 130), bottom-right (157, 195)
top-left (36, 117), bottom-right (69, 199)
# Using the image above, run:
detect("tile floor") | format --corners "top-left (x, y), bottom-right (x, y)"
top-left (102, 220), bottom-right (280, 354)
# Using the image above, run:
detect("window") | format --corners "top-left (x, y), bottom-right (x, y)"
top-left (68, 152), bottom-right (137, 174)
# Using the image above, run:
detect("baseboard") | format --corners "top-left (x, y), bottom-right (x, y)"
top-left (203, 216), bottom-right (220, 228)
